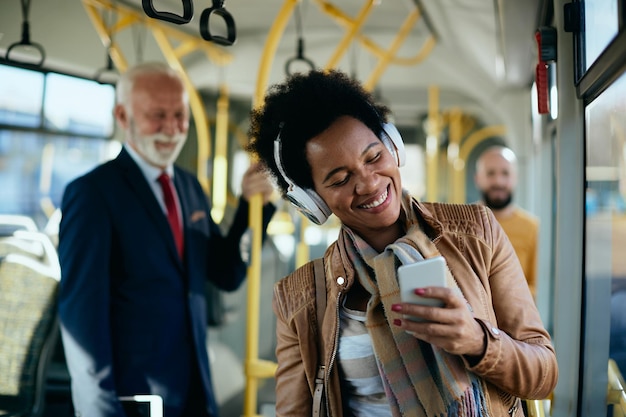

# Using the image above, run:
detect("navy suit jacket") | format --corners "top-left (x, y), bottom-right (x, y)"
top-left (58, 148), bottom-right (274, 417)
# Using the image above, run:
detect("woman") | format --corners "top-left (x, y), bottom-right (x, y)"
top-left (246, 70), bottom-right (557, 417)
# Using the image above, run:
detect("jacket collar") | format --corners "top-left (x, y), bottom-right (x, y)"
top-left (326, 199), bottom-right (445, 293)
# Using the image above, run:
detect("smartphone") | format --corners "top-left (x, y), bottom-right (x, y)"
top-left (397, 256), bottom-right (447, 309)
top-left (119, 395), bottom-right (163, 417)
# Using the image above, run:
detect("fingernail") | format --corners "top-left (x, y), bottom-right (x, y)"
top-left (391, 304), bottom-right (402, 312)
top-left (414, 288), bottom-right (426, 295)
top-left (393, 319), bottom-right (402, 326)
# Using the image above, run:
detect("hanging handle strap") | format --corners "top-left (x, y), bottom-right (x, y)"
top-left (5, 0), bottom-right (45, 66)
top-left (285, 38), bottom-right (316, 76)
top-left (199, 0), bottom-right (237, 46)
top-left (284, 3), bottom-right (315, 76)
top-left (142, 0), bottom-right (193, 24)
top-left (93, 51), bottom-right (119, 84)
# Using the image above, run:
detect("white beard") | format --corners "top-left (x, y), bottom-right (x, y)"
top-left (128, 127), bottom-right (187, 168)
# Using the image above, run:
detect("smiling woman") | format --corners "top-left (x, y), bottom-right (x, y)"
top-left (246, 69), bottom-right (557, 417)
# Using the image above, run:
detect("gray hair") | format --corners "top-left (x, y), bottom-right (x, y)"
top-left (115, 62), bottom-right (184, 106)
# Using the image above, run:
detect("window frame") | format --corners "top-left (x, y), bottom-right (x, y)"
top-left (0, 58), bottom-right (116, 140)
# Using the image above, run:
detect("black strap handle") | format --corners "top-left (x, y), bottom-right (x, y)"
top-left (142, 0), bottom-right (193, 25)
top-left (5, 0), bottom-right (45, 66)
top-left (285, 3), bottom-right (314, 76)
top-left (199, 0), bottom-right (237, 46)
top-left (285, 38), bottom-right (315, 76)
top-left (94, 52), bottom-right (119, 85)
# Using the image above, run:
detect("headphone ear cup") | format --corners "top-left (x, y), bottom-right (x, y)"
top-left (381, 122), bottom-right (406, 167)
top-left (274, 132), bottom-right (332, 225)
top-left (284, 186), bottom-right (332, 225)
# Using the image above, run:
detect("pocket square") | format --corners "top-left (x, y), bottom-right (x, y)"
top-left (190, 210), bottom-right (207, 223)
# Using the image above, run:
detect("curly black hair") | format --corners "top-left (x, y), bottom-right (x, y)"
top-left (246, 69), bottom-right (390, 195)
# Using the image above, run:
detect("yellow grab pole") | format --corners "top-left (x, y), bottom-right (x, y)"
top-left (322, 0), bottom-right (377, 70)
top-left (254, 1), bottom-right (298, 105)
top-left (314, 1), bottom-right (436, 67)
top-left (426, 86), bottom-right (440, 202)
top-left (607, 359), bottom-right (626, 415)
top-left (245, 2), bottom-right (299, 416)
top-left (295, 214), bottom-right (310, 268)
top-left (81, 2), bottom-right (129, 71)
top-left (525, 399), bottom-right (546, 417)
top-left (244, 182), bottom-right (264, 417)
top-left (363, 8), bottom-right (420, 90)
top-left (211, 85), bottom-right (229, 223)
top-left (448, 109), bottom-right (462, 203)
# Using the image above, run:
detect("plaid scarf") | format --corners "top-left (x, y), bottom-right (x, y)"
top-left (337, 192), bottom-right (490, 417)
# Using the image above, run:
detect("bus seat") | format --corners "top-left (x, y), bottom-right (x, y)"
top-left (0, 215), bottom-right (38, 237)
top-left (0, 238), bottom-right (45, 261)
top-left (0, 253), bottom-right (60, 417)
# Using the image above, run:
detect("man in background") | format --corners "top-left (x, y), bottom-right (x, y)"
top-left (474, 145), bottom-right (539, 299)
top-left (58, 62), bottom-right (275, 417)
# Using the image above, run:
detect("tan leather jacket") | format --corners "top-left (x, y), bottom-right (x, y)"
top-left (273, 202), bottom-right (558, 417)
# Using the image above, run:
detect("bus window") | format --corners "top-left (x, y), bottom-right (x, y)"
top-left (0, 63), bottom-right (117, 229)
top-left (0, 65), bottom-right (44, 128)
top-left (44, 72), bottom-right (115, 137)
top-left (583, 68), bottom-right (626, 417)
top-left (583, 1), bottom-right (620, 71)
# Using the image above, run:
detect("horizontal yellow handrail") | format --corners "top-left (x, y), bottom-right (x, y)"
top-left (608, 359), bottom-right (626, 417)
top-left (525, 399), bottom-right (546, 417)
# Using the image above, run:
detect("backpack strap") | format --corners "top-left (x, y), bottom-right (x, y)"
top-left (314, 257), bottom-right (326, 330)
top-left (312, 257), bottom-right (326, 417)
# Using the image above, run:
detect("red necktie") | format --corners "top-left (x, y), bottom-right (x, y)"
top-left (158, 172), bottom-right (184, 258)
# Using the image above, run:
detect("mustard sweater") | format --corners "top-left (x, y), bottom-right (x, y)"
top-left (494, 208), bottom-right (539, 299)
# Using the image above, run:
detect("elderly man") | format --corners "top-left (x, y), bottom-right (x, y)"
top-left (58, 62), bottom-right (275, 417)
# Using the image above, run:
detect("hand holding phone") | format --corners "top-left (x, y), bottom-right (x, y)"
top-left (397, 256), bottom-right (447, 317)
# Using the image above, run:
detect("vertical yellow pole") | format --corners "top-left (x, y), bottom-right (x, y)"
top-left (295, 215), bottom-right (310, 268)
top-left (245, 2), bottom-right (298, 416)
top-left (426, 86), bottom-right (440, 202)
top-left (448, 109), bottom-right (463, 203)
top-left (211, 85), bottom-right (229, 223)
top-left (254, 1), bottom-right (299, 105)
top-left (244, 197), bottom-right (263, 417)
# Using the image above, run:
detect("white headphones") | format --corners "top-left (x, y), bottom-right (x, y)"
top-left (273, 120), bottom-right (405, 225)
